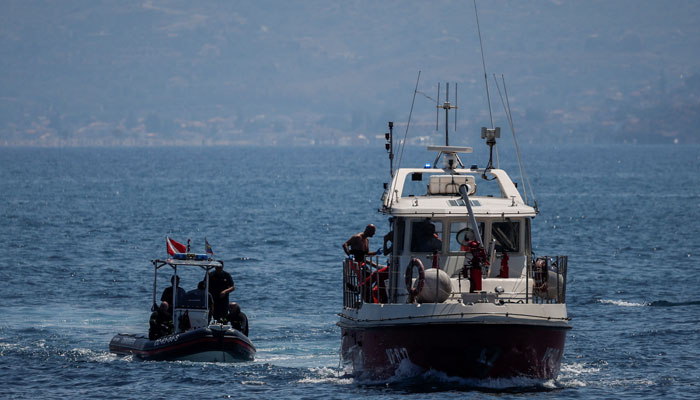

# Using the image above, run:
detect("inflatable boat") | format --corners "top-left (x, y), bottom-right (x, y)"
top-left (109, 251), bottom-right (256, 362)
top-left (110, 324), bottom-right (255, 362)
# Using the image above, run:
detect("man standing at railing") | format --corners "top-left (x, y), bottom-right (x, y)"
top-left (344, 224), bottom-right (382, 303)
top-left (343, 224), bottom-right (378, 264)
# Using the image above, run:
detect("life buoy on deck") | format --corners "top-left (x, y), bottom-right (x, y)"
top-left (534, 257), bottom-right (548, 294)
top-left (404, 258), bottom-right (425, 302)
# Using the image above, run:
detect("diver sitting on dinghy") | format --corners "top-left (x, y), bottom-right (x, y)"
top-left (149, 301), bottom-right (173, 340)
top-left (222, 302), bottom-right (249, 336)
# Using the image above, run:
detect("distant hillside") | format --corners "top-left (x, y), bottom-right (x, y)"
top-left (1, 0), bottom-right (699, 146)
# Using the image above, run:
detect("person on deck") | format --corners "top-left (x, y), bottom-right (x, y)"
top-left (344, 224), bottom-right (384, 303)
top-left (184, 280), bottom-right (215, 319)
top-left (208, 263), bottom-right (235, 321)
top-left (160, 275), bottom-right (186, 314)
top-left (414, 222), bottom-right (442, 253)
top-left (223, 302), bottom-right (249, 336)
top-left (149, 301), bottom-right (173, 340)
top-left (343, 224), bottom-right (378, 264)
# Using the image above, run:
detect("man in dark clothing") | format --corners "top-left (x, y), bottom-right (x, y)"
top-left (149, 301), bottom-right (173, 340)
top-left (208, 264), bottom-right (235, 321)
top-left (183, 280), bottom-right (215, 322)
top-left (184, 280), bottom-right (214, 309)
top-left (223, 302), bottom-right (249, 336)
top-left (160, 275), bottom-right (186, 312)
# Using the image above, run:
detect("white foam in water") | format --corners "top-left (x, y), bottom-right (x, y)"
top-left (561, 361), bottom-right (601, 375)
top-left (422, 368), bottom-right (558, 390)
top-left (557, 362), bottom-right (600, 388)
top-left (388, 358), bottom-right (425, 381)
top-left (241, 381), bottom-right (266, 386)
top-left (297, 366), bottom-right (353, 385)
top-left (598, 299), bottom-right (647, 307)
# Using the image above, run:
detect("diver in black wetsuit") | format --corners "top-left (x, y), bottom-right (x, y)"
top-left (160, 275), bottom-right (186, 314)
top-left (222, 302), bottom-right (249, 336)
top-left (149, 301), bottom-right (173, 340)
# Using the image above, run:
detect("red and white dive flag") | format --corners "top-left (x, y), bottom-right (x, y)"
top-left (166, 236), bottom-right (187, 255)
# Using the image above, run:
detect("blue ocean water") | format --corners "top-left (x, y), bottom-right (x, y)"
top-left (1, 144), bottom-right (699, 399)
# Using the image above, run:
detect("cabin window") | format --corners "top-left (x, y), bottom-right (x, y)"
top-left (492, 220), bottom-right (520, 252)
top-left (410, 220), bottom-right (443, 253)
top-left (449, 221), bottom-right (485, 252)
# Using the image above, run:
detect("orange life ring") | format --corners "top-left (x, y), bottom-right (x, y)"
top-left (404, 258), bottom-right (425, 302)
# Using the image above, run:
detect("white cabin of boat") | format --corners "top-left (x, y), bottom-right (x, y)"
top-left (343, 144), bottom-right (567, 307)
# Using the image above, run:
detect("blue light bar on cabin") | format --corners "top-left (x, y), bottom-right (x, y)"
top-left (424, 163), bottom-right (431, 168)
top-left (172, 253), bottom-right (210, 261)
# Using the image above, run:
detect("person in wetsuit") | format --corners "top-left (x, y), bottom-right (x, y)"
top-left (222, 302), bottom-right (249, 336)
top-left (160, 275), bottom-right (186, 314)
top-left (149, 301), bottom-right (173, 340)
top-left (208, 263), bottom-right (235, 321)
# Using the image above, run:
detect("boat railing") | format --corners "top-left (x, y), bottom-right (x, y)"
top-left (343, 256), bottom-right (388, 309)
top-left (531, 255), bottom-right (568, 304)
top-left (342, 258), bottom-right (361, 309)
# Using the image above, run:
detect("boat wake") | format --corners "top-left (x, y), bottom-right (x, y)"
top-left (597, 299), bottom-right (700, 307)
top-left (348, 359), bottom-right (571, 393)
top-left (597, 299), bottom-right (647, 307)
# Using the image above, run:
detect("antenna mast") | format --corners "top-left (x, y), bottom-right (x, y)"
top-left (446, 83), bottom-right (450, 145)
top-left (455, 83), bottom-right (458, 133)
top-left (385, 121), bottom-right (394, 177)
top-left (437, 82), bottom-right (458, 146)
top-left (436, 83), bottom-right (440, 131)
top-left (474, 0), bottom-right (494, 129)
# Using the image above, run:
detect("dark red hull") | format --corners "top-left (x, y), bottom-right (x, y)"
top-left (341, 322), bottom-right (568, 380)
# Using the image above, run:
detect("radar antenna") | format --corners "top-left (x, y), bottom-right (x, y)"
top-left (437, 82), bottom-right (458, 146)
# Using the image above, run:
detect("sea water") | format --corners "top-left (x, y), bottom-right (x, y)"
top-left (1, 144), bottom-right (699, 399)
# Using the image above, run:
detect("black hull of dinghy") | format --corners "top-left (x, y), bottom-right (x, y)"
top-left (109, 327), bottom-right (255, 362)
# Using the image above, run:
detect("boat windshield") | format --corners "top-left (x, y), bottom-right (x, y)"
top-left (492, 220), bottom-right (520, 252)
top-left (410, 220), bottom-right (443, 253)
top-left (449, 221), bottom-right (485, 252)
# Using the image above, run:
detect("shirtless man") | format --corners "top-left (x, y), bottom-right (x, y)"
top-left (343, 224), bottom-right (377, 264)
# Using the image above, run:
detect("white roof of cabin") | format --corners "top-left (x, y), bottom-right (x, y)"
top-left (382, 167), bottom-right (536, 218)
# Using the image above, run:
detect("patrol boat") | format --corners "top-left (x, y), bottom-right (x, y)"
top-left (110, 254), bottom-right (255, 362)
top-left (338, 105), bottom-right (570, 379)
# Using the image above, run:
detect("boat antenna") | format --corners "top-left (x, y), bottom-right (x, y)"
top-left (455, 83), bottom-right (458, 133)
top-left (435, 82), bottom-right (440, 132)
top-left (385, 121), bottom-right (394, 177)
top-left (446, 83), bottom-right (449, 145)
top-left (494, 73), bottom-right (538, 212)
top-left (474, 0), bottom-right (494, 129)
top-left (388, 71), bottom-right (422, 207)
top-left (396, 71), bottom-right (421, 171)
top-left (437, 82), bottom-right (457, 146)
